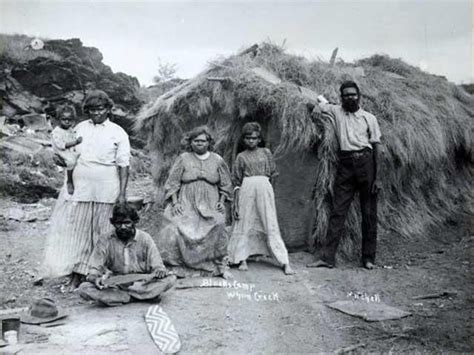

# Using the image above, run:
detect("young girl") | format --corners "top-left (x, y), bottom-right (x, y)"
top-left (228, 122), bottom-right (295, 275)
top-left (51, 104), bottom-right (82, 195)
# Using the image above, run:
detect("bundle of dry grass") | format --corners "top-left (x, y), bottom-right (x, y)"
top-left (137, 43), bottom-right (473, 260)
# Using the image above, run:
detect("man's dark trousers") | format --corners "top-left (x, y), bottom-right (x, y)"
top-left (319, 148), bottom-right (378, 265)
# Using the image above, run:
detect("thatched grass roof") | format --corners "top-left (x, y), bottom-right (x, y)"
top-left (137, 42), bottom-right (473, 256)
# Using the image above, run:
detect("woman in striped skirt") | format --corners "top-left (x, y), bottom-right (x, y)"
top-left (38, 91), bottom-right (130, 288)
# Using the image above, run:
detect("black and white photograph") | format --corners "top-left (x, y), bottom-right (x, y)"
top-left (0, 0), bottom-right (472, 353)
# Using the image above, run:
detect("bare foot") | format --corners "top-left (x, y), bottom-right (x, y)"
top-left (238, 260), bottom-right (248, 271)
top-left (306, 260), bottom-right (334, 268)
top-left (363, 261), bottom-right (375, 270)
top-left (283, 264), bottom-right (295, 275)
top-left (222, 271), bottom-right (233, 280)
top-left (67, 181), bottom-right (74, 195)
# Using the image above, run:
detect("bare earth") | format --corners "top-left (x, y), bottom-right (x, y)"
top-left (0, 176), bottom-right (472, 353)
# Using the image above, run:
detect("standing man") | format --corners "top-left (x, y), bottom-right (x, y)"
top-left (308, 81), bottom-right (382, 270)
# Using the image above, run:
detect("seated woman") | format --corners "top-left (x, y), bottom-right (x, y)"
top-left (157, 126), bottom-right (233, 279)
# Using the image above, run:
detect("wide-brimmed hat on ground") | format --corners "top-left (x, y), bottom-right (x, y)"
top-left (20, 298), bottom-right (68, 325)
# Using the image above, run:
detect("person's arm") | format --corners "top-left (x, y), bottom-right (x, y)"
top-left (231, 155), bottom-right (244, 220)
top-left (216, 157), bottom-right (232, 213)
top-left (371, 142), bottom-right (382, 194)
top-left (117, 166), bottom-right (129, 205)
top-left (369, 115), bottom-right (383, 194)
top-left (165, 155), bottom-right (185, 216)
top-left (145, 234), bottom-right (168, 279)
top-left (264, 148), bottom-right (279, 186)
top-left (218, 193), bottom-right (226, 204)
top-left (85, 237), bottom-right (110, 288)
top-left (64, 137), bottom-right (82, 149)
top-left (116, 130), bottom-right (131, 205)
top-left (170, 192), bottom-right (184, 215)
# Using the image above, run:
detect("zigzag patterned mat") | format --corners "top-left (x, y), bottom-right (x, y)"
top-left (145, 305), bottom-right (181, 354)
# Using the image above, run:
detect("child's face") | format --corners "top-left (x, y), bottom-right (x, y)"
top-left (244, 131), bottom-right (260, 150)
top-left (59, 112), bottom-right (75, 129)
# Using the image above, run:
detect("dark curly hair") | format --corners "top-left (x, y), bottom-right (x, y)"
top-left (339, 80), bottom-right (360, 96)
top-left (241, 121), bottom-right (261, 137)
top-left (56, 104), bottom-right (77, 120)
top-left (110, 203), bottom-right (140, 224)
top-left (182, 126), bottom-right (215, 152)
top-left (83, 90), bottom-right (114, 113)
top-left (236, 121), bottom-right (266, 153)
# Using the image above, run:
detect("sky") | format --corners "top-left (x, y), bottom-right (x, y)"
top-left (1, 0), bottom-right (472, 86)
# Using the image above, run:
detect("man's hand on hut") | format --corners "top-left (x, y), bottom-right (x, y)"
top-left (172, 202), bottom-right (184, 216)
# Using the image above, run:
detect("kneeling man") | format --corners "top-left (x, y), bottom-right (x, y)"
top-left (79, 204), bottom-right (176, 306)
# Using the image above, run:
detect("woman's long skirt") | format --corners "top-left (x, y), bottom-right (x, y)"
top-left (228, 176), bottom-right (289, 265)
top-left (40, 188), bottom-right (114, 278)
top-left (157, 180), bottom-right (228, 276)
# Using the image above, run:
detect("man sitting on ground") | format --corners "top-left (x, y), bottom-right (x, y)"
top-left (78, 204), bottom-right (176, 306)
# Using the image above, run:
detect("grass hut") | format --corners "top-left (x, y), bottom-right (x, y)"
top-left (137, 43), bottom-right (473, 261)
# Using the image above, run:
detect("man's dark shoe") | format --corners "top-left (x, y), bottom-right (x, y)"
top-left (363, 261), bottom-right (375, 270)
top-left (307, 260), bottom-right (334, 268)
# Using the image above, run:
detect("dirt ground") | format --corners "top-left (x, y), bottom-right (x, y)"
top-left (0, 175), bottom-right (472, 354)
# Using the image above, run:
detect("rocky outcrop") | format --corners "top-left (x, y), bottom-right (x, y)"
top-left (1, 37), bottom-right (143, 119)
top-left (8, 38), bottom-right (141, 113)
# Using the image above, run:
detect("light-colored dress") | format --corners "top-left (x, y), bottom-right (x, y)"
top-left (157, 152), bottom-right (232, 276)
top-left (51, 126), bottom-right (80, 170)
top-left (228, 148), bottom-right (289, 265)
top-left (40, 119), bottom-right (130, 278)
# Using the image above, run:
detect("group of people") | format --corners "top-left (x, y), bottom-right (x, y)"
top-left (37, 79), bottom-right (382, 306)
top-left (157, 122), bottom-right (295, 279)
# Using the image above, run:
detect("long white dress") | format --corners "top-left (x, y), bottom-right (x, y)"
top-left (228, 148), bottom-right (289, 265)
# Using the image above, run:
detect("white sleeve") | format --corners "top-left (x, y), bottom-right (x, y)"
top-left (116, 128), bottom-right (131, 167)
top-left (368, 115), bottom-right (382, 144)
